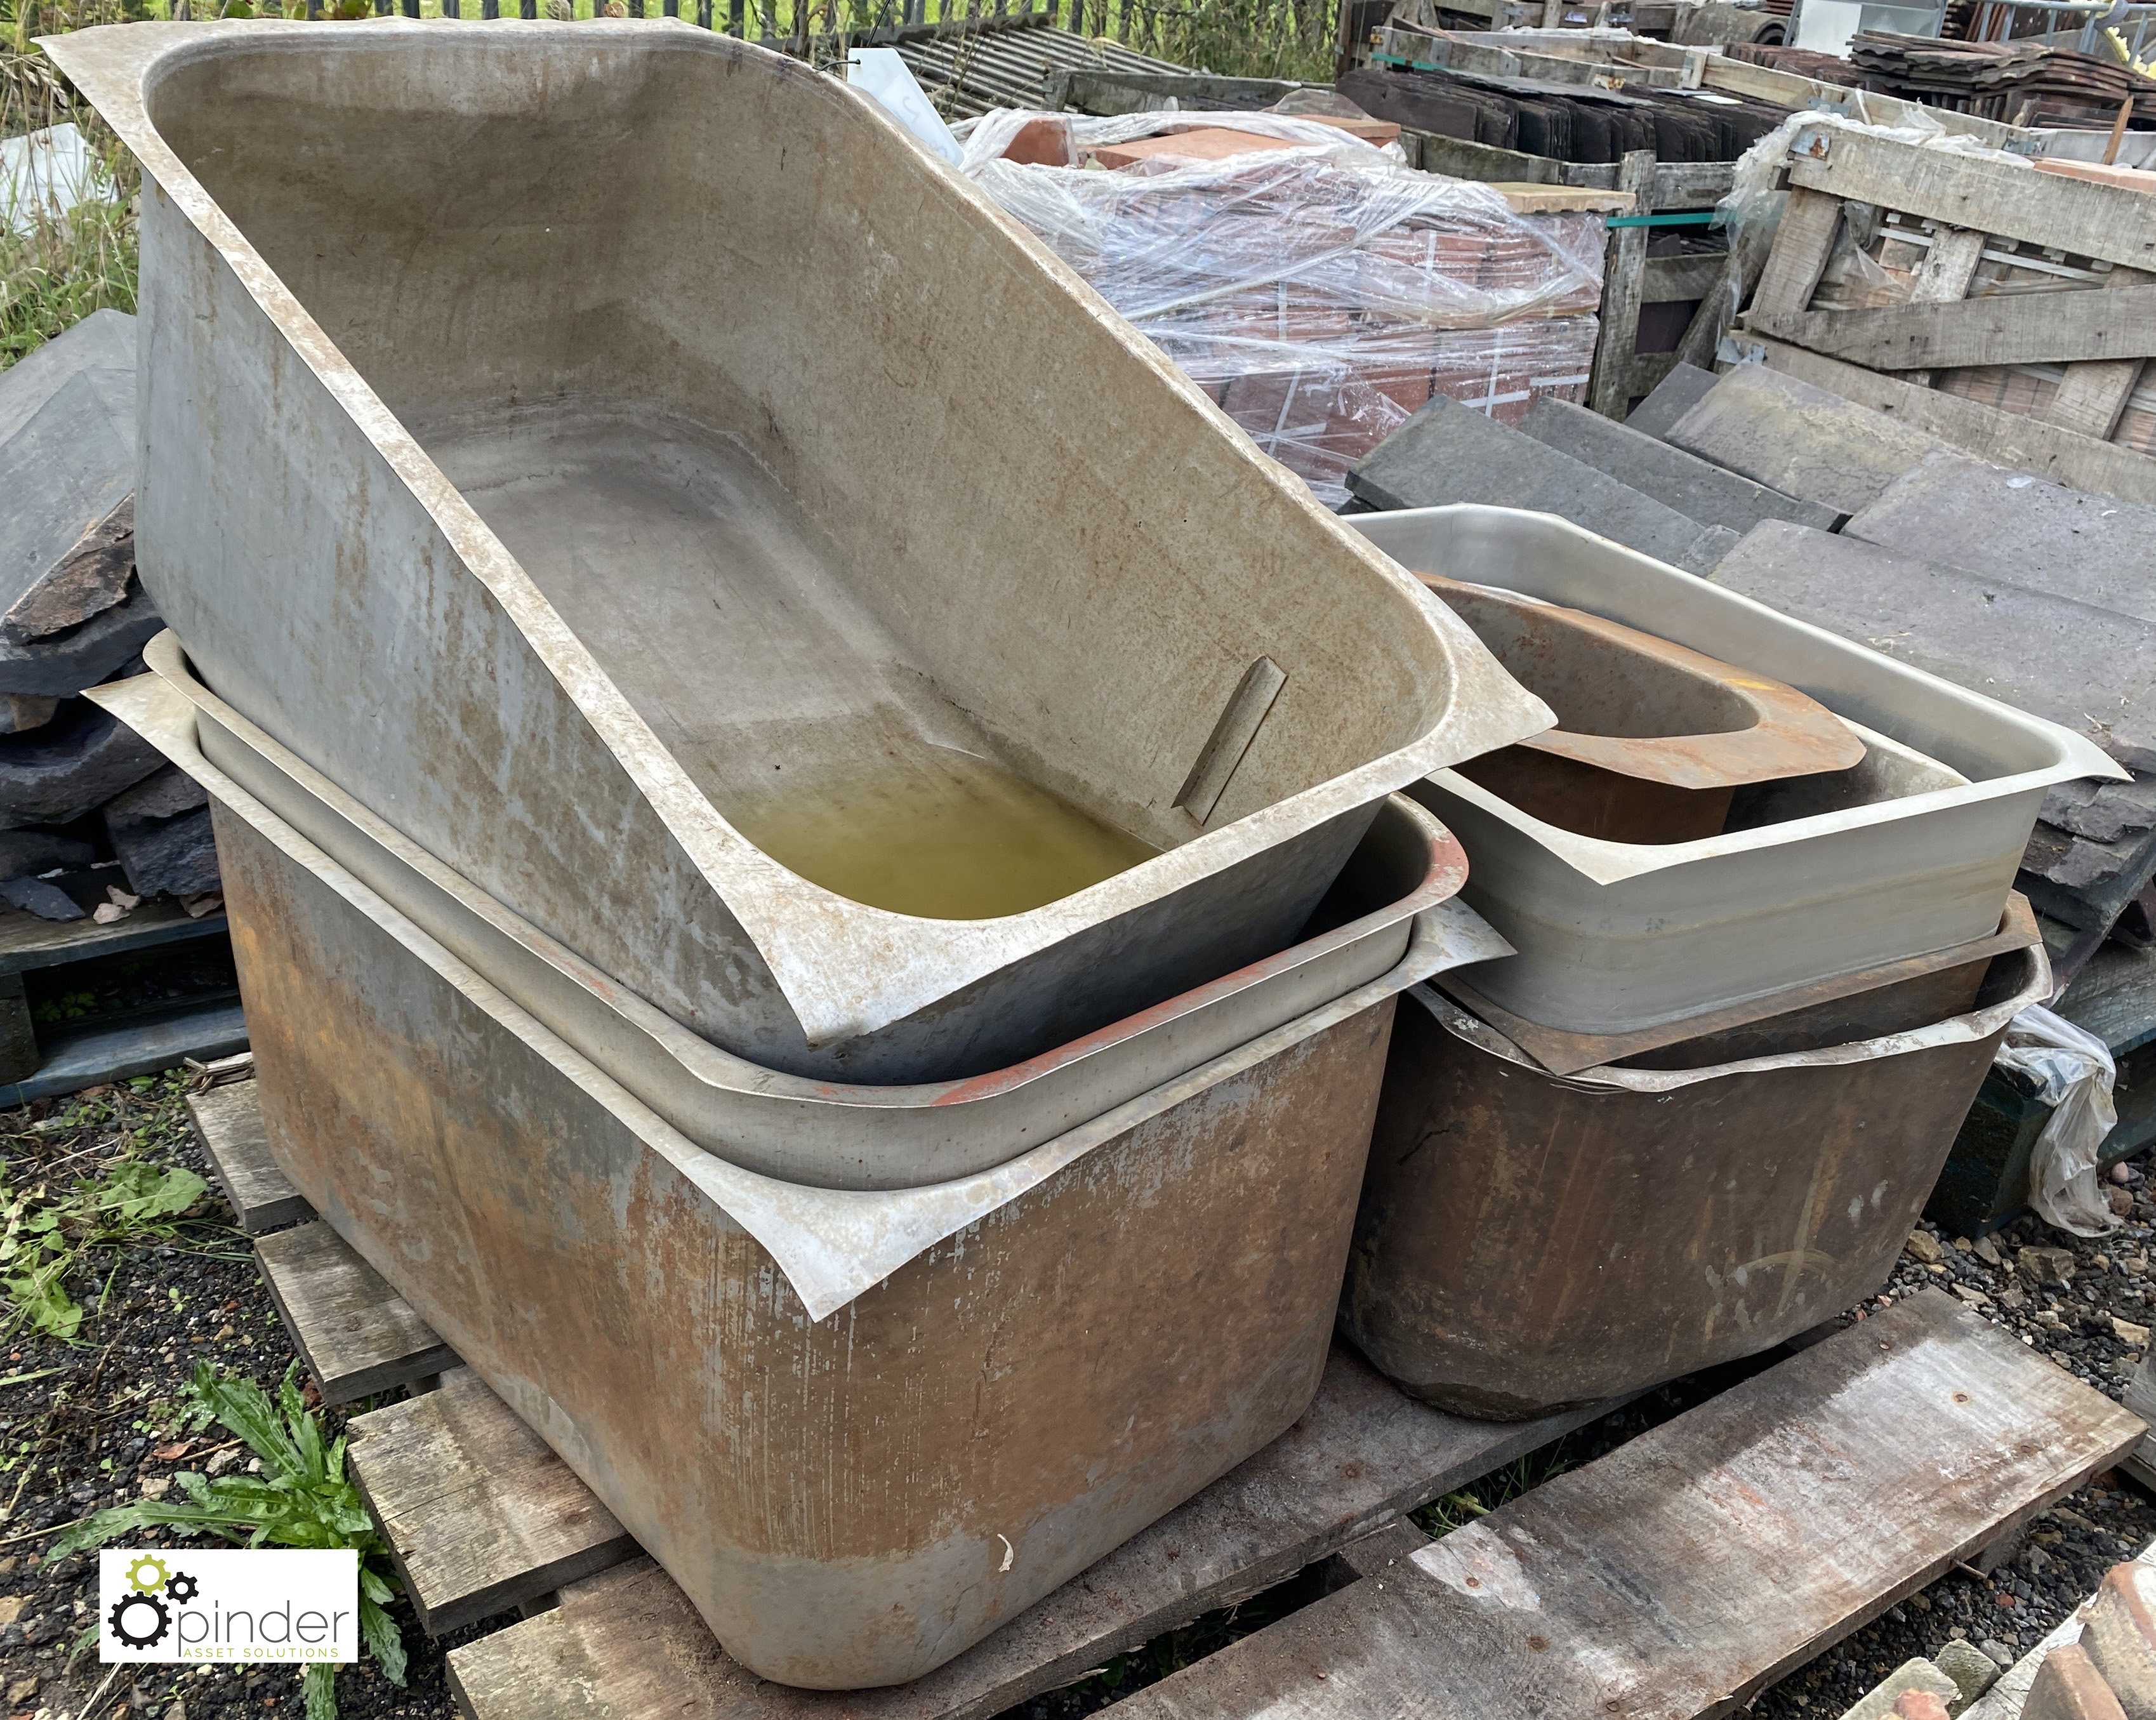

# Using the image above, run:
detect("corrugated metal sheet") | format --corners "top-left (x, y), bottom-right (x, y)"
top-left (896, 20), bottom-right (1187, 116)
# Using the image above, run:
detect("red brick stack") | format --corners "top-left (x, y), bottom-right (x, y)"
top-left (977, 133), bottom-right (1606, 504)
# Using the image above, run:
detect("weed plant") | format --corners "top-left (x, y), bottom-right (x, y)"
top-left (0, 1076), bottom-right (241, 1346)
top-left (51, 1359), bottom-right (410, 1720)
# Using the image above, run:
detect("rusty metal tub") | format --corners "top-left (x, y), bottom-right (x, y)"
top-left (187, 720), bottom-right (1467, 1689)
top-left (1339, 944), bottom-right (2049, 1419)
top-left (45, 21), bottom-right (1551, 1086)
top-left (1347, 505), bottom-right (2119, 1039)
top-left (96, 638), bottom-right (1495, 1191)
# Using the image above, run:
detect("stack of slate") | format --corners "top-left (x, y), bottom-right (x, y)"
top-left (0, 311), bottom-right (219, 924)
top-left (1848, 32), bottom-right (2156, 127)
top-left (1345, 373), bottom-right (1836, 574)
top-left (1336, 63), bottom-right (1790, 164)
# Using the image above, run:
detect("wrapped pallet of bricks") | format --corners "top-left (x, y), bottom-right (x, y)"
top-left (960, 107), bottom-right (1606, 505)
top-left (0, 310), bottom-right (220, 926)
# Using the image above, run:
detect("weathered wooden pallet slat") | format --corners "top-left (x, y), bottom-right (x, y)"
top-left (445, 1346), bottom-right (1629, 1720)
top-left (1108, 1292), bottom-right (2145, 1719)
top-left (255, 1221), bottom-right (456, 1405)
top-left (347, 1366), bottom-right (637, 1636)
top-left (185, 1079), bottom-right (308, 1235)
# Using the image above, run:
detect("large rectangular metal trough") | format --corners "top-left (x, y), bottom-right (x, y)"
top-left (46, 21), bottom-right (1550, 1085)
top-left (1347, 505), bottom-right (2120, 1037)
top-left (126, 665), bottom-right (1470, 1688)
top-left (99, 640), bottom-right (1498, 1192)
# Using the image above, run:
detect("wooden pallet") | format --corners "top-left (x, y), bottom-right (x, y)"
top-left (1728, 122), bottom-right (2156, 505)
top-left (201, 1078), bottom-right (2147, 1719)
top-left (0, 898), bottom-right (241, 1104)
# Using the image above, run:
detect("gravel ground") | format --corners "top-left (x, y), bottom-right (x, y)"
top-left (0, 1067), bottom-right (2150, 1720)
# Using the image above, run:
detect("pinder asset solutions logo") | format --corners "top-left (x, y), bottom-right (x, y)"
top-left (98, 1548), bottom-right (358, 1665)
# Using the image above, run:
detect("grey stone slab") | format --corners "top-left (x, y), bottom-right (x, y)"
top-left (1618, 359), bottom-right (1719, 440)
top-left (0, 582), bottom-right (163, 699)
top-left (0, 698), bottom-right (164, 828)
top-left (1665, 362), bottom-right (1948, 517)
top-left (0, 369), bottom-right (134, 622)
top-left (1848, 449), bottom-right (2156, 627)
top-left (105, 763), bottom-right (208, 828)
top-left (1713, 519), bottom-right (2156, 771)
top-left (109, 804), bottom-right (218, 899)
top-left (1350, 395), bottom-right (1741, 576)
top-left (2020, 816), bottom-right (2156, 932)
top-left (0, 308), bottom-right (135, 449)
top-left (2042, 778), bottom-right (2156, 843)
top-left (1518, 396), bottom-right (1841, 536)
top-left (0, 830), bottom-right (94, 880)
top-left (3, 494), bottom-right (134, 643)
top-left (0, 875), bottom-right (84, 922)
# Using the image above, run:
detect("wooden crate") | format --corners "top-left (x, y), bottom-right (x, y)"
top-left (1729, 122), bottom-right (2156, 503)
top-left (195, 1078), bottom-right (2150, 1719)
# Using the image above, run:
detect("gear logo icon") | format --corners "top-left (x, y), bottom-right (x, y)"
top-left (164, 1571), bottom-right (199, 1605)
top-left (109, 1591), bottom-right (171, 1649)
top-left (126, 1554), bottom-right (170, 1595)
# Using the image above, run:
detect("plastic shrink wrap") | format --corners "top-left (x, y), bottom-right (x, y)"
top-left (962, 111), bottom-right (1605, 504)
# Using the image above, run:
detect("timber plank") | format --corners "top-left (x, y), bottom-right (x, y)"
top-left (256, 1220), bottom-right (456, 1406)
top-left (1519, 396), bottom-right (1839, 534)
top-left (186, 1078), bottom-right (308, 1235)
top-left (2046, 267), bottom-right (2151, 442)
top-left (1735, 333), bottom-right (2156, 506)
top-left (1787, 124), bottom-right (2156, 273)
top-left (1748, 185), bottom-right (1844, 320)
top-left (1664, 361), bottom-right (1943, 515)
top-left (1846, 449), bottom-right (2156, 628)
top-left (1751, 284), bottom-right (2156, 372)
top-left (1587, 151), bottom-right (1658, 421)
top-left (1113, 1292), bottom-right (2145, 1719)
top-left (347, 1366), bottom-right (637, 1636)
top-left (1353, 394), bottom-right (1739, 572)
top-left (1903, 223), bottom-right (1987, 389)
top-left (1712, 519), bottom-right (2156, 771)
top-left (446, 1346), bottom-right (1627, 1720)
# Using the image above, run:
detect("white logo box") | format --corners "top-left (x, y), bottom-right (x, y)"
top-left (99, 1548), bottom-right (358, 1664)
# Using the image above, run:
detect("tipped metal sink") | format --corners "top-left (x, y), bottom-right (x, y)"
top-left (45, 21), bottom-right (1551, 1084)
top-left (1422, 572), bottom-right (1868, 842)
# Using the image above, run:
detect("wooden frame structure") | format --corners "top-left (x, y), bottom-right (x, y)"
top-left (1731, 123), bottom-right (2156, 503)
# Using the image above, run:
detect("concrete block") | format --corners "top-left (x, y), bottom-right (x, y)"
top-left (2080, 1563), bottom-right (2156, 1720)
top-left (1937, 1637), bottom-right (2005, 1710)
top-left (2025, 1642), bottom-right (2129, 1720)
top-left (1665, 362), bottom-right (1947, 516)
top-left (1519, 396), bottom-right (1841, 536)
top-left (1351, 394), bottom-right (1741, 574)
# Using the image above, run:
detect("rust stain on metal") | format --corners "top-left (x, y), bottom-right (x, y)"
top-left (215, 807), bottom-right (1401, 1688)
top-left (1340, 948), bottom-right (2047, 1420)
top-left (1419, 572), bottom-right (1866, 843)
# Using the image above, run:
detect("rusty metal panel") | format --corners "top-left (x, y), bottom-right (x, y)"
top-left (215, 797), bottom-right (1403, 1687)
top-left (1339, 947), bottom-right (2049, 1419)
top-left (1347, 504), bottom-right (2121, 1038)
top-left (1423, 571), bottom-right (1869, 843)
top-left (45, 21), bottom-right (1552, 1087)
